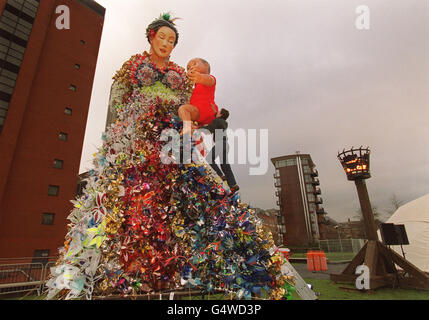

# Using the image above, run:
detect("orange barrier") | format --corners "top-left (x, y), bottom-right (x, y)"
top-left (319, 251), bottom-right (328, 271)
top-left (306, 251), bottom-right (315, 271)
top-left (313, 251), bottom-right (321, 271)
top-left (307, 251), bottom-right (328, 272)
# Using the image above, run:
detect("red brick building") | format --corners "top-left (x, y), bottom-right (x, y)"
top-left (255, 208), bottom-right (280, 245)
top-left (271, 153), bottom-right (328, 247)
top-left (337, 219), bottom-right (366, 239)
top-left (0, 0), bottom-right (104, 259)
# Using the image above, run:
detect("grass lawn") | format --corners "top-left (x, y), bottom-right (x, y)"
top-left (296, 278), bottom-right (429, 300)
top-left (291, 251), bottom-right (356, 261)
top-left (3, 294), bottom-right (45, 300)
top-left (179, 277), bottom-right (429, 300)
top-left (173, 281), bottom-right (429, 300)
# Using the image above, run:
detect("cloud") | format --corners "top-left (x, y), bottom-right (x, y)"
top-left (80, 0), bottom-right (429, 222)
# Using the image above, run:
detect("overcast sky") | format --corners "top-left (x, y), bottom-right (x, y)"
top-left (79, 0), bottom-right (429, 222)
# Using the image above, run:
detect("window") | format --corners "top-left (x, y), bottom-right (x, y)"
top-left (64, 108), bottom-right (72, 115)
top-left (33, 249), bottom-right (50, 265)
top-left (303, 165), bottom-right (310, 174)
top-left (308, 194), bottom-right (315, 202)
top-left (301, 158), bottom-right (309, 165)
top-left (74, 64), bottom-right (80, 70)
top-left (0, 0), bottom-right (39, 136)
top-left (305, 175), bottom-right (312, 183)
top-left (306, 184), bottom-right (313, 193)
top-left (53, 159), bottom-right (63, 169)
top-left (48, 185), bottom-right (59, 196)
top-left (69, 84), bottom-right (77, 91)
top-left (42, 213), bottom-right (55, 225)
top-left (276, 158), bottom-right (296, 168)
top-left (311, 222), bottom-right (317, 233)
top-left (59, 132), bottom-right (68, 141)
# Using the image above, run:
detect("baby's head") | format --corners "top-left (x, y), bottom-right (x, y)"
top-left (187, 58), bottom-right (211, 74)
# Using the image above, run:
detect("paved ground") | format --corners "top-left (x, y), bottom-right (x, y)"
top-left (292, 263), bottom-right (349, 280)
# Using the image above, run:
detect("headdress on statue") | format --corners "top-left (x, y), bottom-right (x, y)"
top-left (146, 12), bottom-right (180, 46)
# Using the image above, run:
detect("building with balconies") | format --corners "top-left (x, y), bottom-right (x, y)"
top-left (271, 153), bottom-right (328, 247)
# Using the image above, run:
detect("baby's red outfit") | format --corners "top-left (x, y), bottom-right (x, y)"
top-left (190, 75), bottom-right (219, 126)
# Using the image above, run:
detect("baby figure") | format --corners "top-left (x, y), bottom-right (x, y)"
top-left (178, 58), bottom-right (218, 134)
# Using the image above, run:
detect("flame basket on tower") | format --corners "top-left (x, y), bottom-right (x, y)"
top-left (330, 146), bottom-right (429, 290)
top-left (337, 146), bottom-right (370, 181)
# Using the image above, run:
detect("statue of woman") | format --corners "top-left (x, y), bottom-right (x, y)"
top-left (45, 13), bottom-right (293, 300)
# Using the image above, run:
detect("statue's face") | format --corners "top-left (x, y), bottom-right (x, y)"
top-left (150, 26), bottom-right (176, 59)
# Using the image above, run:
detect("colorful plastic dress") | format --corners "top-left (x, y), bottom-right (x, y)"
top-left (45, 52), bottom-right (294, 300)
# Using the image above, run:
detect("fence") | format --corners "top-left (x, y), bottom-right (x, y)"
top-left (0, 257), bottom-right (57, 297)
top-left (318, 238), bottom-right (365, 254)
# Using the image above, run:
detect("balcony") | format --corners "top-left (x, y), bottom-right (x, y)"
top-left (316, 207), bottom-right (325, 215)
top-left (275, 191), bottom-right (280, 197)
top-left (274, 181), bottom-right (281, 187)
top-left (311, 177), bottom-right (320, 186)
top-left (313, 187), bottom-right (321, 195)
top-left (273, 173), bottom-right (279, 179)
top-left (310, 168), bottom-right (319, 177)
top-left (316, 196), bottom-right (323, 204)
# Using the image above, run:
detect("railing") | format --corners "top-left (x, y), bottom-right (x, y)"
top-left (1, 258), bottom-right (314, 300)
top-left (0, 263), bottom-right (44, 296)
top-left (316, 208), bottom-right (325, 214)
top-left (0, 257), bottom-right (58, 297)
top-left (318, 239), bottom-right (365, 254)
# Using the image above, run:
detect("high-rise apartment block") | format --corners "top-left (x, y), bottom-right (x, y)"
top-left (0, 0), bottom-right (105, 259)
top-left (271, 153), bottom-right (327, 247)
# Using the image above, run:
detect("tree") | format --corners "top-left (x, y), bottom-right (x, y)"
top-left (354, 205), bottom-right (384, 227)
top-left (385, 193), bottom-right (404, 217)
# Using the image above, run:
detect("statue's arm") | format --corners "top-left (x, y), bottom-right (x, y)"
top-left (105, 80), bottom-right (127, 129)
top-left (105, 55), bottom-right (138, 129)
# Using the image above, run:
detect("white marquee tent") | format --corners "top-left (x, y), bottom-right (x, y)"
top-left (379, 194), bottom-right (429, 273)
